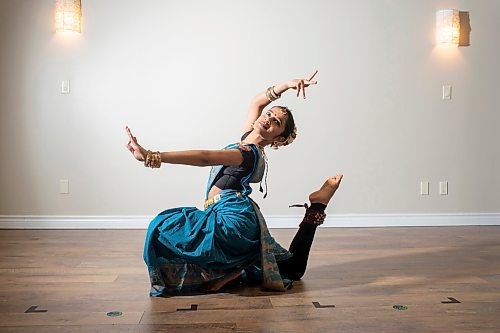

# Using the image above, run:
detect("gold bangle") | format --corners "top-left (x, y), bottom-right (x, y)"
top-left (270, 86), bottom-right (280, 99)
top-left (144, 150), bottom-right (161, 168)
top-left (265, 87), bottom-right (273, 101)
top-left (144, 150), bottom-right (152, 167)
top-left (266, 86), bottom-right (280, 102)
top-left (151, 151), bottom-right (161, 168)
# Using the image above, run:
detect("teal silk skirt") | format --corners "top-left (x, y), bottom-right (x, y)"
top-left (144, 190), bottom-right (291, 296)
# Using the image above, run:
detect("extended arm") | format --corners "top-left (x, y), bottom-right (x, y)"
top-left (159, 149), bottom-right (243, 167)
top-left (243, 70), bottom-right (318, 133)
top-left (125, 126), bottom-right (243, 167)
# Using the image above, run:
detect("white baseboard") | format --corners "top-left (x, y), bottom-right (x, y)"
top-left (0, 213), bottom-right (499, 229)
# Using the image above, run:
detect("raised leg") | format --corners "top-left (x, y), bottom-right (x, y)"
top-left (278, 175), bottom-right (343, 280)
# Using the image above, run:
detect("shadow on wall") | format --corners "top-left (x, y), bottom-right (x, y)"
top-left (459, 11), bottom-right (471, 47)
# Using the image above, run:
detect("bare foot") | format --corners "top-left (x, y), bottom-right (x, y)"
top-left (308, 175), bottom-right (343, 206)
top-left (200, 270), bottom-right (242, 292)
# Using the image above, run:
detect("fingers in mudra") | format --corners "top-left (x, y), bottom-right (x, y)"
top-left (296, 80), bottom-right (303, 97)
top-left (294, 70), bottom-right (318, 99)
top-left (126, 142), bottom-right (133, 153)
top-left (126, 126), bottom-right (134, 140)
top-left (308, 69), bottom-right (318, 81)
top-left (125, 126), bottom-right (146, 161)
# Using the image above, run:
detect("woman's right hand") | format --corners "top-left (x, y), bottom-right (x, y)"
top-left (287, 70), bottom-right (318, 99)
top-left (125, 126), bottom-right (147, 162)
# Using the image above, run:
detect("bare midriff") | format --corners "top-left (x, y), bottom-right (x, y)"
top-left (207, 185), bottom-right (223, 201)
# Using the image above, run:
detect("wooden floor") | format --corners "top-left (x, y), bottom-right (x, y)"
top-left (0, 226), bottom-right (499, 332)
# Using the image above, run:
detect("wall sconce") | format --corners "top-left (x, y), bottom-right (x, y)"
top-left (436, 9), bottom-right (460, 45)
top-left (55, 0), bottom-right (82, 33)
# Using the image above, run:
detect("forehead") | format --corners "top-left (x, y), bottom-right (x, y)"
top-left (268, 107), bottom-right (288, 122)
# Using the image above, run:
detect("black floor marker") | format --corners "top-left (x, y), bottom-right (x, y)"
top-left (441, 297), bottom-right (461, 304)
top-left (25, 306), bottom-right (47, 313)
top-left (177, 304), bottom-right (198, 311)
top-left (312, 301), bottom-right (335, 309)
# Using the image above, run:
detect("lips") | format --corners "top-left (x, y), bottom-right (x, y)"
top-left (258, 121), bottom-right (269, 130)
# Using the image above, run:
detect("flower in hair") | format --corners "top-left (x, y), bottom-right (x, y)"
top-left (271, 126), bottom-right (297, 150)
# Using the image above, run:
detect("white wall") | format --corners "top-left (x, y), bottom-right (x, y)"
top-left (0, 0), bottom-right (499, 219)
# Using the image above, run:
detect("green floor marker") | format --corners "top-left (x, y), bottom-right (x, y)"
top-left (393, 304), bottom-right (408, 311)
top-left (106, 311), bottom-right (123, 317)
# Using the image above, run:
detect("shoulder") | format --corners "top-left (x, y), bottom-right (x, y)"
top-left (225, 140), bottom-right (261, 159)
top-left (223, 142), bottom-right (258, 159)
top-left (232, 143), bottom-right (258, 166)
top-left (237, 143), bottom-right (253, 152)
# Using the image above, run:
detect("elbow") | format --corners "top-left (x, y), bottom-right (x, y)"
top-left (250, 98), bottom-right (265, 109)
top-left (199, 157), bottom-right (211, 167)
top-left (198, 152), bottom-right (213, 167)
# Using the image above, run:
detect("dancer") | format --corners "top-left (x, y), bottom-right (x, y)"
top-left (125, 71), bottom-right (343, 295)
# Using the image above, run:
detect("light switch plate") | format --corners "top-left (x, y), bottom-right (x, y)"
top-left (420, 181), bottom-right (429, 195)
top-left (439, 181), bottom-right (448, 195)
top-left (442, 85), bottom-right (452, 100)
top-left (59, 179), bottom-right (69, 194)
top-left (61, 80), bottom-right (70, 94)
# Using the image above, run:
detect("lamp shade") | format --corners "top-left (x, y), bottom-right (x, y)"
top-left (55, 0), bottom-right (82, 33)
top-left (436, 9), bottom-right (460, 45)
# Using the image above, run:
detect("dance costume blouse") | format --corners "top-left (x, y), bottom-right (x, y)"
top-left (212, 131), bottom-right (255, 191)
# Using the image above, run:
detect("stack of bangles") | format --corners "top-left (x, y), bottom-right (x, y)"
top-left (266, 86), bottom-right (281, 102)
top-left (144, 150), bottom-right (161, 168)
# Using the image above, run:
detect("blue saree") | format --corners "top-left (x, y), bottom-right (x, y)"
top-left (143, 142), bottom-right (292, 296)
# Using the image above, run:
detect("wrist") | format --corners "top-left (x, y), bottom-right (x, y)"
top-left (144, 150), bottom-right (162, 168)
top-left (273, 82), bottom-right (289, 95)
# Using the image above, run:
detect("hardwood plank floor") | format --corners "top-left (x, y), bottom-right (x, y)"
top-left (0, 227), bottom-right (499, 332)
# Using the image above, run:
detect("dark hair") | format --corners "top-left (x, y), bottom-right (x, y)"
top-left (271, 105), bottom-right (295, 139)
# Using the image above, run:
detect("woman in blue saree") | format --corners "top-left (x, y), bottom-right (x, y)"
top-left (125, 71), bottom-right (343, 296)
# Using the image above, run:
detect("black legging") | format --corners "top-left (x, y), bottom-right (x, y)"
top-left (276, 203), bottom-right (325, 281)
top-left (276, 223), bottom-right (317, 280)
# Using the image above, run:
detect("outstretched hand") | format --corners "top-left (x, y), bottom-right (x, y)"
top-left (125, 126), bottom-right (147, 162)
top-left (289, 70), bottom-right (318, 99)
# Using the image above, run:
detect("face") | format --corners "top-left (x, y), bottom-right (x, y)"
top-left (253, 107), bottom-right (288, 141)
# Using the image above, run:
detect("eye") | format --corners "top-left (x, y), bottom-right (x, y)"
top-left (274, 119), bottom-right (280, 125)
top-left (265, 111), bottom-right (271, 116)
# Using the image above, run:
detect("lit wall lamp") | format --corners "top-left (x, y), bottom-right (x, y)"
top-left (55, 0), bottom-right (82, 33)
top-left (436, 9), bottom-right (460, 45)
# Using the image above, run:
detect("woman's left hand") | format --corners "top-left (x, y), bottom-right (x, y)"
top-left (125, 126), bottom-right (147, 162)
top-left (288, 70), bottom-right (318, 99)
